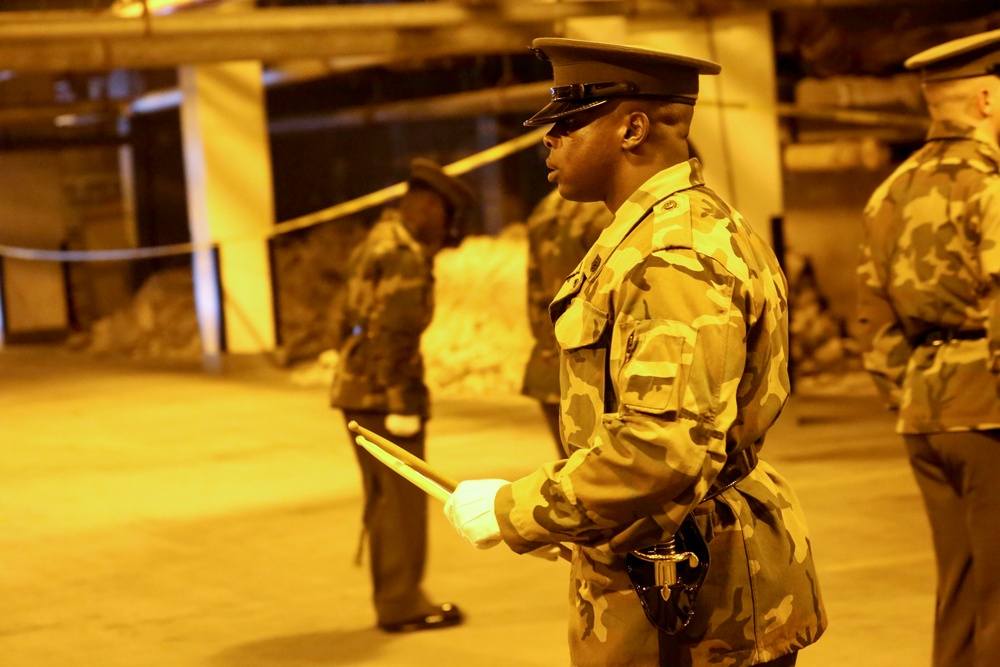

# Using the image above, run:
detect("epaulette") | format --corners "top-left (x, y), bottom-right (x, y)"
top-left (648, 195), bottom-right (693, 252)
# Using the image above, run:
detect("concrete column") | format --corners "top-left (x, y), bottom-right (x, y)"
top-left (179, 60), bottom-right (277, 369)
top-left (629, 12), bottom-right (783, 243)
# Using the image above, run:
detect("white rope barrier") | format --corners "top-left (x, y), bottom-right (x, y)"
top-left (0, 125), bottom-right (550, 263)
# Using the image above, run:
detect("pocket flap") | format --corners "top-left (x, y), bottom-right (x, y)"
top-left (619, 319), bottom-right (697, 415)
top-left (554, 297), bottom-right (609, 351)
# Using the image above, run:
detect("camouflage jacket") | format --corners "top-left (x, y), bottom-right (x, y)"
top-left (496, 159), bottom-right (826, 665)
top-left (329, 209), bottom-right (433, 417)
top-left (857, 120), bottom-right (1000, 433)
top-left (522, 189), bottom-right (611, 404)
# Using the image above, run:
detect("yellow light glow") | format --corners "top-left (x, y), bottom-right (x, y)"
top-left (111, 0), bottom-right (206, 18)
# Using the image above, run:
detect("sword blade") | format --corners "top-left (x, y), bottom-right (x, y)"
top-left (347, 420), bottom-right (459, 492)
top-left (355, 435), bottom-right (452, 503)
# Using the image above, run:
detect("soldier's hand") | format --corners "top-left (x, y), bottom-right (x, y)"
top-left (385, 414), bottom-right (421, 437)
top-left (444, 479), bottom-right (508, 549)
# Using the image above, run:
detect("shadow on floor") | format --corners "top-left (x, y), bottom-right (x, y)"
top-left (211, 629), bottom-right (388, 666)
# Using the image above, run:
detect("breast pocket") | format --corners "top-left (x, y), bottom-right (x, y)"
top-left (616, 319), bottom-right (697, 418)
top-left (554, 297), bottom-right (610, 451)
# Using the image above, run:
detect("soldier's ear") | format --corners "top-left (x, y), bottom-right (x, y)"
top-left (985, 85), bottom-right (998, 118)
top-left (621, 111), bottom-right (650, 150)
top-left (974, 79), bottom-right (1000, 119)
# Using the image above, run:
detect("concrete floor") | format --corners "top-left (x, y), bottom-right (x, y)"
top-left (1, 347), bottom-right (934, 666)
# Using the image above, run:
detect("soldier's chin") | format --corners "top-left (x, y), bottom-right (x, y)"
top-left (557, 183), bottom-right (599, 205)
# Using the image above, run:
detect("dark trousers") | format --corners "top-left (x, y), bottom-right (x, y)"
top-left (905, 430), bottom-right (1000, 667)
top-left (344, 410), bottom-right (433, 625)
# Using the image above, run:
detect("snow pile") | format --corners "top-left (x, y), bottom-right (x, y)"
top-left (421, 224), bottom-right (533, 397)
top-left (72, 266), bottom-right (201, 362)
top-left (72, 223), bottom-right (536, 399)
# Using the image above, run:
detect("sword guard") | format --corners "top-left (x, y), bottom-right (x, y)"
top-left (630, 539), bottom-right (700, 600)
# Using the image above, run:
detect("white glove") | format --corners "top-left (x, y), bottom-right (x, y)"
top-left (384, 414), bottom-right (421, 438)
top-left (444, 479), bottom-right (508, 549)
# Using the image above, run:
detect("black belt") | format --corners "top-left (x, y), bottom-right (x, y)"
top-left (704, 447), bottom-right (758, 501)
top-left (914, 329), bottom-right (986, 347)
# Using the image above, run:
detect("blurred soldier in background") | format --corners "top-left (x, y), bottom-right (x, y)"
top-left (330, 158), bottom-right (475, 633)
top-left (857, 30), bottom-right (1000, 667)
top-left (522, 189), bottom-right (611, 455)
top-left (445, 38), bottom-right (826, 666)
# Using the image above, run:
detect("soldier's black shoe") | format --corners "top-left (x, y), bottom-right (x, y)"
top-left (378, 603), bottom-right (463, 633)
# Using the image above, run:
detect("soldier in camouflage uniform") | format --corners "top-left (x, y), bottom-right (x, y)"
top-left (445, 39), bottom-right (826, 666)
top-left (330, 158), bottom-right (474, 633)
top-left (857, 31), bottom-right (1000, 667)
top-left (523, 189), bottom-right (612, 455)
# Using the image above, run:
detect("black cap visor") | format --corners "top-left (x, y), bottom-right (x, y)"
top-left (523, 98), bottom-right (610, 127)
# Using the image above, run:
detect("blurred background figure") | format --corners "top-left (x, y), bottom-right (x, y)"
top-left (857, 29), bottom-right (1000, 667)
top-left (521, 189), bottom-right (611, 456)
top-left (328, 158), bottom-right (475, 633)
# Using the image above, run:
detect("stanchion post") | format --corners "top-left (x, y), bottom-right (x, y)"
top-left (191, 244), bottom-right (223, 373)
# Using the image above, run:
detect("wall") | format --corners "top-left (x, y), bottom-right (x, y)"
top-left (0, 151), bottom-right (71, 340)
top-left (782, 167), bottom-right (894, 338)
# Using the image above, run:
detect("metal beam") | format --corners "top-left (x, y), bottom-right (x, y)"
top-left (0, 2), bottom-right (629, 72)
top-left (269, 81), bottom-right (551, 134)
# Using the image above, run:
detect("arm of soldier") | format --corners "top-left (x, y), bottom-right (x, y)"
top-left (976, 178), bottom-right (1000, 371)
top-left (495, 250), bottom-right (739, 553)
top-left (370, 245), bottom-right (433, 413)
top-left (856, 229), bottom-right (909, 409)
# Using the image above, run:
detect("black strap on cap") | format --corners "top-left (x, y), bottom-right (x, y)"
top-left (550, 80), bottom-right (639, 101)
top-left (549, 80), bottom-right (697, 106)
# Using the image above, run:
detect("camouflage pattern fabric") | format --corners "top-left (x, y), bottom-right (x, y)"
top-left (857, 119), bottom-right (1000, 433)
top-left (329, 209), bottom-right (433, 417)
top-left (522, 189), bottom-right (612, 405)
top-left (495, 159), bottom-right (827, 665)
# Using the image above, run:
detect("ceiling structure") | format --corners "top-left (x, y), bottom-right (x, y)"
top-left (0, 0), bottom-right (998, 149)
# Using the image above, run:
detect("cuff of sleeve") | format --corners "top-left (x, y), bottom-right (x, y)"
top-left (494, 482), bottom-right (548, 555)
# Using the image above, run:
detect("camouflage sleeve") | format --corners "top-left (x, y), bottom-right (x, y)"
top-left (856, 208), bottom-right (910, 410)
top-left (977, 179), bottom-right (1000, 370)
top-left (497, 249), bottom-right (743, 553)
top-left (369, 245), bottom-right (433, 413)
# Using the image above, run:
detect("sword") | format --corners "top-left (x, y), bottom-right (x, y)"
top-left (354, 434), bottom-right (452, 503)
top-left (348, 420), bottom-right (574, 562)
top-left (348, 420), bottom-right (458, 492)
